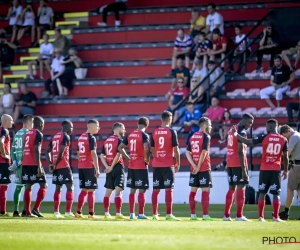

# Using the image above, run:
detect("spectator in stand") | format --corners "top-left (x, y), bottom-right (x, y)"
top-left (190, 9), bottom-right (206, 40)
top-left (166, 58), bottom-right (190, 99)
top-left (234, 25), bottom-right (251, 73)
top-left (13, 83), bottom-right (37, 122)
top-left (28, 34), bottom-right (53, 80)
top-left (205, 2), bottom-right (224, 39)
top-left (0, 0), bottom-right (23, 43)
top-left (256, 24), bottom-right (281, 73)
top-left (43, 49), bottom-right (65, 98)
top-left (193, 32), bottom-right (212, 69)
top-left (35, 0), bottom-right (54, 47)
top-left (53, 28), bottom-right (70, 56)
top-left (208, 28), bottom-right (234, 73)
top-left (260, 55), bottom-right (295, 108)
top-left (172, 28), bottom-right (196, 71)
top-left (202, 96), bottom-right (225, 129)
top-left (0, 34), bottom-right (17, 81)
top-left (97, 0), bottom-right (127, 27)
top-left (0, 83), bottom-right (14, 116)
top-left (183, 102), bottom-right (202, 144)
top-left (57, 48), bottom-right (82, 97)
top-left (281, 41), bottom-right (300, 71)
top-left (219, 110), bottom-right (232, 144)
top-left (193, 60), bottom-right (208, 86)
top-left (286, 86), bottom-right (300, 122)
top-left (207, 60), bottom-right (225, 97)
top-left (167, 77), bottom-right (189, 113)
top-left (15, 4), bottom-right (35, 47)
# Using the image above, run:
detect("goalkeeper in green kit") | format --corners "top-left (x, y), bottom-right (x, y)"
top-left (9, 115), bottom-right (34, 217)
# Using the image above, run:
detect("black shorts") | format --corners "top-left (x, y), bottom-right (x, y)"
top-left (52, 168), bottom-right (73, 185)
top-left (126, 168), bottom-right (149, 190)
top-left (189, 171), bottom-right (212, 188)
top-left (227, 167), bottom-right (249, 185)
top-left (38, 23), bottom-right (50, 30)
top-left (0, 57), bottom-right (14, 66)
top-left (153, 167), bottom-right (175, 189)
top-left (36, 58), bottom-right (50, 64)
top-left (0, 163), bottom-right (11, 184)
top-left (22, 165), bottom-right (47, 184)
top-left (177, 51), bottom-right (195, 61)
top-left (104, 164), bottom-right (125, 190)
top-left (3, 25), bottom-right (22, 34)
top-left (258, 170), bottom-right (281, 195)
top-left (78, 168), bottom-right (98, 189)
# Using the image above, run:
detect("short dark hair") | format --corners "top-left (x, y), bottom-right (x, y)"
top-left (33, 116), bottom-right (44, 127)
top-left (62, 120), bottom-right (72, 126)
top-left (199, 117), bottom-right (210, 126)
top-left (21, 82), bottom-right (28, 87)
top-left (112, 122), bottom-right (124, 131)
top-left (22, 114), bottom-right (34, 124)
top-left (235, 25), bottom-right (242, 30)
top-left (242, 113), bottom-right (254, 121)
top-left (280, 124), bottom-right (291, 134)
top-left (274, 55), bottom-right (282, 61)
top-left (161, 111), bottom-right (172, 122)
top-left (267, 119), bottom-right (278, 126)
top-left (185, 102), bottom-right (194, 106)
top-left (199, 31), bottom-right (206, 37)
top-left (43, 33), bottom-right (49, 39)
top-left (223, 110), bottom-right (232, 120)
top-left (208, 2), bottom-right (216, 9)
top-left (87, 119), bottom-right (98, 124)
top-left (138, 117), bottom-right (149, 127)
top-left (55, 27), bottom-right (61, 33)
top-left (192, 8), bottom-right (198, 13)
top-left (212, 28), bottom-right (221, 35)
top-left (178, 28), bottom-right (184, 33)
top-left (208, 60), bottom-right (216, 65)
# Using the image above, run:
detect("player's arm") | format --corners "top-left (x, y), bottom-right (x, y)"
top-left (197, 134), bottom-right (210, 170)
top-left (231, 126), bottom-right (254, 146)
top-left (118, 135), bottom-right (130, 161)
top-left (185, 142), bottom-right (196, 168)
top-left (0, 129), bottom-right (9, 159)
top-left (34, 131), bottom-right (43, 176)
top-left (172, 130), bottom-right (180, 172)
top-left (45, 140), bottom-right (53, 166)
top-left (110, 139), bottom-right (123, 170)
top-left (100, 145), bottom-right (109, 169)
top-left (11, 138), bottom-right (17, 162)
top-left (143, 133), bottom-right (150, 164)
top-left (150, 135), bottom-right (155, 155)
top-left (54, 134), bottom-right (70, 167)
top-left (90, 136), bottom-right (100, 177)
top-left (282, 140), bottom-right (289, 180)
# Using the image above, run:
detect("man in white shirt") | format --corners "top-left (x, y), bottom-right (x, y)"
top-left (0, 0), bottom-right (23, 43)
top-left (35, 0), bottom-right (54, 47)
top-left (193, 60), bottom-right (208, 88)
top-left (43, 49), bottom-right (65, 98)
top-left (205, 3), bottom-right (224, 40)
top-left (207, 60), bottom-right (225, 97)
top-left (28, 34), bottom-right (54, 80)
top-left (234, 25), bottom-right (251, 73)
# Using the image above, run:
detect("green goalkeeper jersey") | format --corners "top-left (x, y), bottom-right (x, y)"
top-left (11, 128), bottom-right (28, 162)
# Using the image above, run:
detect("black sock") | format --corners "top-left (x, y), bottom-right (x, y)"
top-left (77, 211), bottom-right (81, 214)
top-left (284, 207), bottom-right (290, 214)
top-left (89, 212), bottom-right (94, 216)
top-left (0, 211), bottom-right (5, 215)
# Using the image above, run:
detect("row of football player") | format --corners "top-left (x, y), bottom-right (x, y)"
top-left (0, 112), bottom-right (295, 221)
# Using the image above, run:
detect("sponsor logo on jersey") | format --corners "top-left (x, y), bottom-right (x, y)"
top-left (135, 180), bottom-right (143, 186)
top-left (232, 175), bottom-right (237, 182)
top-left (23, 174), bottom-right (28, 180)
top-left (269, 184), bottom-right (277, 191)
top-left (58, 174), bottom-right (63, 182)
top-left (85, 180), bottom-right (91, 187)
top-left (153, 180), bottom-right (160, 187)
top-left (189, 177), bottom-right (195, 184)
top-left (259, 183), bottom-right (266, 190)
top-left (164, 179), bottom-right (171, 186)
top-left (30, 174), bottom-right (36, 181)
top-left (127, 178), bottom-right (132, 185)
top-left (200, 178), bottom-right (206, 185)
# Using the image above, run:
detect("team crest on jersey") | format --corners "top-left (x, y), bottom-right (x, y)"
top-left (58, 174), bottom-right (63, 182)
top-left (269, 184), bottom-right (277, 191)
top-left (30, 175), bottom-right (36, 181)
top-left (189, 177), bottom-right (194, 184)
top-left (200, 178), bottom-right (206, 185)
top-left (135, 180), bottom-right (143, 186)
top-left (127, 178), bottom-right (132, 185)
top-left (164, 179), bottom-right (171, 186)
top-left (23, 174), bottom-right (28, 181)
top-left (232, 175), bottom-right (237, 182)
top-left (85, 180), bottom-right (91, 187)
top-left (153, 180), bottom-right (160, 186)
top-left (259, 183), bottom-right (266, 190)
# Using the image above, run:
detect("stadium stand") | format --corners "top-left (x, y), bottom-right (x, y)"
top-left (0, 0), bottom-right (300, 172)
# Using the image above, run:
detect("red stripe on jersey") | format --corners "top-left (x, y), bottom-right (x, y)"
top-left (227, 125), bottom-right (248, 168)
top-left (52, 132), bottom-right (70, 169)
top-left (189, 131), bottom-right (211, 172)
top-left (127, 130), bottom-right (147, 170)
top-left (261, 133), bottom-right (286, 171)
top-left (78, 132), bottom-right (94, 169)
top-left (0, 127), bottom-right (10, 164)
top-left (103, 135), bottom-right (124, 167)
top-left (23, 129), bottom-right (40, 166)
top-left (152, 127), bottom-right (176, 167)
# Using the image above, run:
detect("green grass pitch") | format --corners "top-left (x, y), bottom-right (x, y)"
top-left (1, 202), bottom-right (300, 250)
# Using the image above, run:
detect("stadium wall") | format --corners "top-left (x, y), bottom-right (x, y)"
top-left (7, 173), bottom-right (299, 206)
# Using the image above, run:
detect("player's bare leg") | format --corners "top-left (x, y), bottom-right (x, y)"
top-left (87, 189), bottom-right (97, 219)
top-left (235, 184), bottom-right (251, 221)
top-left (54, 185), bottom-right (64, 218)
top-left (137, 189), bottom-right (148, 219)
top-left (103, 189), bottom-right (113, 219)
top-left (75, 188), bottom-right (88, 218)
top-left (129, 188), bottom-right (136, 219)
top-left (223, 185), bottom-right (236, 221)
top-left (279, 188), bottom-right (294, 220)
top-left (65, 183), bottom-right (74, 218)
top-left (201, 187), bottom-right (213, 221)
top-left (32, 182), bottom-right (47, 217)
top-left (272, 194), bottom-right (285, 222)
top-left (0, 184), bottom-right (9, 216)
top-left (115, 187), bottom-right (126, 219)
top-left (189, 187), bottom-right (198, 220)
